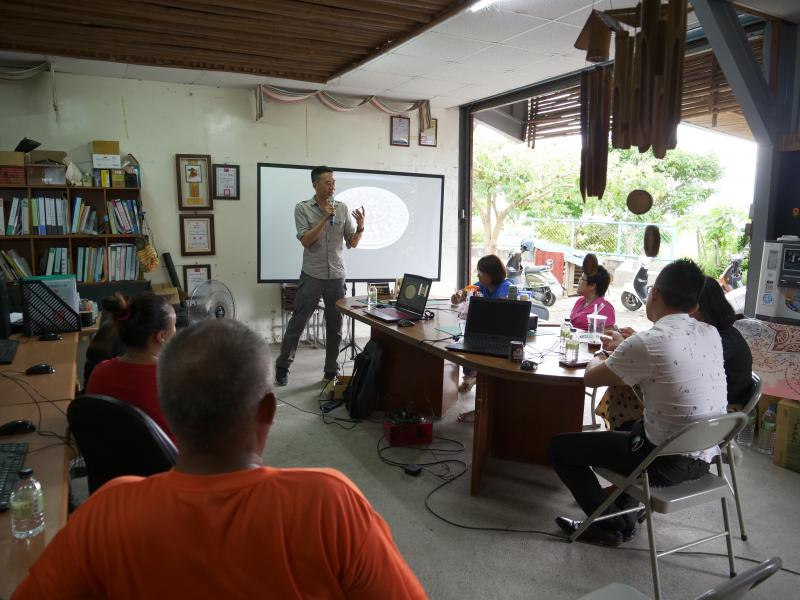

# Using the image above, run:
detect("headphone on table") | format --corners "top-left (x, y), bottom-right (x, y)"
top-left (422, 309), bottom-right (435, 320)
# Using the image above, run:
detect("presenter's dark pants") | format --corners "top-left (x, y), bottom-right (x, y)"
top-left (548, 423), bottom-right (710, 531)
top-left (276, 273), bottom-right (346, 375)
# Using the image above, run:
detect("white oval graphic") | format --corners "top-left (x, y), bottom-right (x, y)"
top-left (336, 186), bottom-right (409, 249)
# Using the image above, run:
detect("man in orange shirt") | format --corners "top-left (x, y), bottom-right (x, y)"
top-left (13, 319), bottom-right (427, 600)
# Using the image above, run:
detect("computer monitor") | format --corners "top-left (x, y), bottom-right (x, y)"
top-left (778, 243), bottom-right (800, 288)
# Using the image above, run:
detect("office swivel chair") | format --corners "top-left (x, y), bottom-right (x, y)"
top-left (68, 394), bottom-right (177, 494)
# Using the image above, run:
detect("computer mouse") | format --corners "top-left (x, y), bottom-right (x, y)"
top-left (38, 332), bottom-right (62, 341)
top-left (520, 360), bottom-right (537, 371)
top-left (0, 419), bottom-right (36, 436)
top-left (397, 320), bottom-right (415, 328)
top-left (25, 363), bottom-right (55, 375)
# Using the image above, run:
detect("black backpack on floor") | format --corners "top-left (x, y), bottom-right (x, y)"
top-left (344, 340), bottom-right (382, 419)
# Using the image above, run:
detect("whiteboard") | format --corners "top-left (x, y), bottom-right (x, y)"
top-left (257, 163), bottom-right (444, 282)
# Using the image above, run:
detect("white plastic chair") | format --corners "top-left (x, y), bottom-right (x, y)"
top-left (568, 413), bottom-right (748, 600)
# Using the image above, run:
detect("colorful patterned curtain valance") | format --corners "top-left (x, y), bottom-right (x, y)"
top-left (256, 85), bottom-right (431, 131)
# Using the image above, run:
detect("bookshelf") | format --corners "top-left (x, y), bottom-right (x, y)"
top-left (0, 184), bottom-right (143, 284)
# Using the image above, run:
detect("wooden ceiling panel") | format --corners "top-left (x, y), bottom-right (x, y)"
top-left (0, 0), bottom-right (469, 83)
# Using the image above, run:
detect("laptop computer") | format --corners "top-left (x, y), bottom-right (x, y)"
top-left (446, 297), bottom-right (531, 357)
top-left (364, 273), bottom-right (432, 322)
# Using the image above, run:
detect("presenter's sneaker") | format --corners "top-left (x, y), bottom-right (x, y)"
top-left (323, 371), bottom-right (338, 382)
top-left (275, 367), bottom-right (289, 387)
top-left (555, 516), bottom-right (623, 547)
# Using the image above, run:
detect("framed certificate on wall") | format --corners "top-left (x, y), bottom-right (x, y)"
top-left (179, 214), bottom-right (215, 256)
top-left (176, 154), bottom-right (213, 210)
top-left (183, 264), bottom-right (211, 294)
top-left (213, 164), bottom-right (240, 200)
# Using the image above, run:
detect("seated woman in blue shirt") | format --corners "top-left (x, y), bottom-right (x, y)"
top-left (451, 254), bottom-right (514, 421)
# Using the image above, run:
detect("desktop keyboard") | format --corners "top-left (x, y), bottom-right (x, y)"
top-left (0, 442), bottom-right (28, 511)
top-left (0, 338), bottom-right (19, 364)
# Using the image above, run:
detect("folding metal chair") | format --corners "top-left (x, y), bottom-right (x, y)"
top-left (578, 556), bottom-right (782, 600)
top-left (584, 387), bottom-right (601, 430)
top-left (568, 413), bottom-right (748, 600)
top-left (724, 372), bottom-right (762, 541)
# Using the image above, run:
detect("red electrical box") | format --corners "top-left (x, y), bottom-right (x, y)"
top-left (383, 419), bottom-right (433, 446)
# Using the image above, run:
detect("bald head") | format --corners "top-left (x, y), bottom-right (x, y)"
top-left (158, 319), bottom-right (272, 453)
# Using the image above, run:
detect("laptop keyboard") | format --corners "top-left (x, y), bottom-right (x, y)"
top-left (0, 339), bottom-right (18, 365)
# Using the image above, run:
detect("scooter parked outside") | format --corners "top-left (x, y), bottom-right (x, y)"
top-left (506, 240), bottom-right (563, 307)
top-left (621, 257), bottom-right (652, 311)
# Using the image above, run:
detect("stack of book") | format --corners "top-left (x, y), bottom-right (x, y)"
top-left (41, 247), bottom-right (70, 275)
top-left (108, 243), bottom-right (139, 281)
top-left (70, 197), bottom-right (100, 234)
top-left (31, 196), bottom-right (68, 235)
top-left (0, 249), bottom-right (33, 279)
top-left (105, 199), bottom-right (140, 234)
top-left (1, 196), bottom-right (31, 236)
top-left (76, 246), bottom-right (106, 283)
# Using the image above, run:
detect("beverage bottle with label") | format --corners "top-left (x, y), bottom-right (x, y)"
top-left (565, 331), bottom-right (580, 364)
top-left (756, 404), bottom-right (777, 454)
top-left (560, 318), bottom-right (571, 356)
top-left (10, 467), bottom-right (45, 539)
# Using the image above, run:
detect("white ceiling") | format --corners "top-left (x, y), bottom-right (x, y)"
top-left (0, 0), bottom-right (796, 109)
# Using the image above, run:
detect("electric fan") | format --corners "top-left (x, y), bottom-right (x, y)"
top-left (187, 280), bottom-right (236, 323)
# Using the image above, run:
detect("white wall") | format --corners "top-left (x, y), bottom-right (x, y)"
top-left (0, 72), bottom-right (460, 336)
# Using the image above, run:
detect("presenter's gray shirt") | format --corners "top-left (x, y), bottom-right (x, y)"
top-left (294, 197), bottom-right (356, 280)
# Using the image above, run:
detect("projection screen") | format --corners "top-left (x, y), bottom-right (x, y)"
top-left (257, 163), bottom-right (443, 282)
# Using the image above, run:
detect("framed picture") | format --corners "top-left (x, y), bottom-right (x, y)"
top-left (183, 263), bottom-right (211, 295)
top-left (212, 164), bottom-right (240, 200)
top-left (419, 118), bottom-right (438, 147)
top-left (175, 154), bottom-right (213, 210)
top-left (179, 214), bottom-right (215, 256)
top-left (390, 115), bottom-right (411, 147)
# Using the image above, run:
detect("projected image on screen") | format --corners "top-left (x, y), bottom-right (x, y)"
top-left (336, 187), bottom-right (409, 250)
top-left (257, 164), bottom-right (444, 282)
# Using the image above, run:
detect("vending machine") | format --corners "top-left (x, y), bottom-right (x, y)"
top-left (754, 238), bottom-right (800, 324)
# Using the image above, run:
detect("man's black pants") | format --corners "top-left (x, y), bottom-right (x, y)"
top-left (548, 423), bottom-right (710, 531)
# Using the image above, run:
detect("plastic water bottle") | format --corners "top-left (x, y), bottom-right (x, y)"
top-left (560, 318), bottom-right (571, 356)
top-left (756, 404), bottom-right (777, 455)
top-left (736, 411), bottom-right (756, 447)
top-left (10, 467), bottom-right (45, 539)
top-left (367, 284), bottom-right (378, 307)
top-left (565, 332), bottom-right (580, 364)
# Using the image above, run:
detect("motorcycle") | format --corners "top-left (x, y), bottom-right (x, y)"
top-left (506, 241), bottom-right (563, 307)
top-left (621, 258), bottom-right (652, 311)
top-left (719, 254), bottom-right (744, 292)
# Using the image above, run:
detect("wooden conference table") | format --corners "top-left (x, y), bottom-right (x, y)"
top-left (337, 298), bottom-right (587, 495)
top-left (0, 333), bottom-right (78, 599)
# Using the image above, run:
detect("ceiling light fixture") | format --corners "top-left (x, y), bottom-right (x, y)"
top-left (470, 0), bottom-right (500, 12)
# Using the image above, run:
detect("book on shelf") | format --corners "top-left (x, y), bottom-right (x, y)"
top-left (21, 197), bottom-right (29, 235)
top-left (71, 196), bottom-right (82, 233)
top-left (2, 249), bottom-right (32, 279)
top-left (0, 198), bottom-right (5, 235)
top-left (5, 196), bottom-right (25, 236)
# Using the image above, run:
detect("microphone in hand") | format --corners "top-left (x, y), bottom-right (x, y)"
top-left (328, 199), bottom-right (335, 225)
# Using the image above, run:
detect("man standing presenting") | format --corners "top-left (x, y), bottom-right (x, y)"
top-left (275, 166), bottom-right (365, 386)
top-left (548, 259), bottom-right (728, 546)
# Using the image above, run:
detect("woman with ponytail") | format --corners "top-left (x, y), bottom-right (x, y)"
top-left (86, 292), bottom-right (177, 441)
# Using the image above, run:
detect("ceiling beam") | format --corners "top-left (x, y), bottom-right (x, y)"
top-left (691, 0), bottom-right (775, 144)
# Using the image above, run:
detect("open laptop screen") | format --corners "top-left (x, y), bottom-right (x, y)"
top-left (465, 297), bottom-right (530, 339)
top-left (397, 273), bottom-right (431, 315)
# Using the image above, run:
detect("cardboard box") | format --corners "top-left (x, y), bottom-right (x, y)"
top-left (0, 151), bottom-right (26, 166)
top-left (90, 140), bottom-right (120, 155)
top-left (152, 284), bottom-right (181, 305)
top-left (773, 399), bottom-right (800, 473)
top-left (27, 150), bottom-right (67, 164)
top-left (92, 154), bottom-right (122, 169)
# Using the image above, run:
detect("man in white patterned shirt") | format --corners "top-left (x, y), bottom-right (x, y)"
top-left (549, 259), bottom-right (727, 547)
